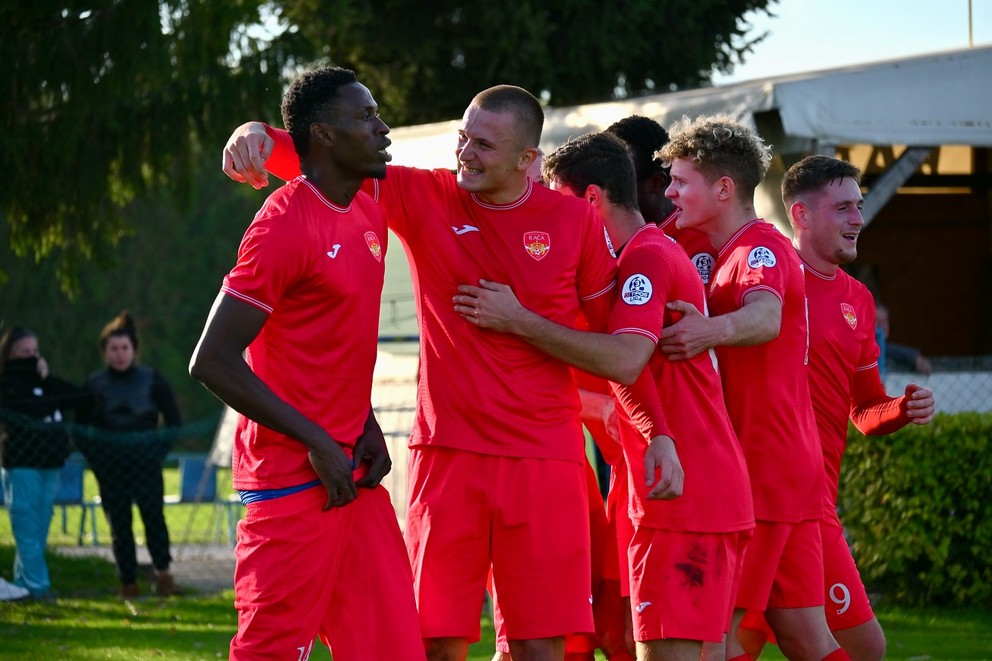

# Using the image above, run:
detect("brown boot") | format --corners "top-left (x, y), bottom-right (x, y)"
top-left (118, 583), bottom-right (140, 599)
top-left (155, 570), bottom-right (180, 596)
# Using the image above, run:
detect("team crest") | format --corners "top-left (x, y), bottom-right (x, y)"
top-left (364, 231), bottom-right (382, 262)
top-left (523, 231), bottom-right (551, 261)
top-left (691, 252), bottom-right (715, 285)
top-left (747, 246), bottom-right (777, 268)
top-left (621, 274), bottom-right (653, 306)
top-left (841, 303), bottom-right (858, 329)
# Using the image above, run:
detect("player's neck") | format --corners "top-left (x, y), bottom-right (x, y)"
top-left (604, 206), bottom-right (646, 252)
top-left (795, 241), bottom-right (839, 276)
top-left (708, 203), bottom-right (760, 251)
top-left (300, 163), bottom-right (362, 208)
top-left (475, 177), bottom-right (530, 206)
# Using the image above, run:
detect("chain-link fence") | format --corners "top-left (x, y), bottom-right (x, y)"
top-left (2, 349), bottom-right (988, 595)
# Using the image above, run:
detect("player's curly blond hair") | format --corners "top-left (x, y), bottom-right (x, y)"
top-left (658, 114), bottom-right (772, 200)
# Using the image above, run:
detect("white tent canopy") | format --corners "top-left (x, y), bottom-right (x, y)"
top-left (388, 45), bottom-right (992, 170)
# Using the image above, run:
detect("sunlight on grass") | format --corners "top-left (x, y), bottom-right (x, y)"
top-left (1, 544), bottom-right (990, 659)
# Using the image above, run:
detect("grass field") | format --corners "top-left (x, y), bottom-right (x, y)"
top-left (2, 465), bottom-right (992, 659)
top-left (1, 545), bottom-right (991, 660)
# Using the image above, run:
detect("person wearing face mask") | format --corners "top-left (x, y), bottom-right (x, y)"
top-left (78, 311), bottom-right (182, 599)
top-left (0, 326), bottom-right (89, 599)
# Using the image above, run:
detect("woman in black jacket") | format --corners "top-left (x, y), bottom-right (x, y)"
top-left (0, 327), bottom-right (88, 598)
top-left (79, 312), bottom-right (182, 598)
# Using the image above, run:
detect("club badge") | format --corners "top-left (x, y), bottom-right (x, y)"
top-left (524, 231), bottom-right (551, 261)
top-left (365, 231), bottom-right (382, 262)
top-left (841, 303), bottom-right (858, 329)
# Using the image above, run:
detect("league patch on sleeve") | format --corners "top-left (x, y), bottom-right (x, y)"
top-left (621, 274), bottom-right (653, 306)
top-left (690, 252), bottom-right (715, 284)
top-left (747, 246), bottom-right (777, 268)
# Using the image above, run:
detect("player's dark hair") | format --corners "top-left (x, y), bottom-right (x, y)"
top-left (281, 67), bottom-right (359, 157)
top-left (542, 132), bottom-right (639, 211)
top-left (472, 85), bottom-right (544, 148)
top-left (782, 155), bottom-right (862, 205)
top-left (606, 115), bottom-right (670, 185)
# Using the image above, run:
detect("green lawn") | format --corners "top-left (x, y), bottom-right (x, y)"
top-left (1, 543), bottom-right (991, 660)
top-left (2, 470), bottom-right (992, 660)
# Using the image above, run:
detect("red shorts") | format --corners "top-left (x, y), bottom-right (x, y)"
top-left (735, 520), bottom-right (824, 611)
top-left (609, 458), bottom-right (634, 597)
top-left (738, 519), bottom-right (874, 640)
top-left (406, 446), bottom-right (592, 642)
top-left (231, 484), bottom-right (423, 661)
top-left (629, 527), bottom-right (750, 643)
top-left (822, 519), bottom-right (875, 629)
top-left (494, 456), bottom-right (615, 653)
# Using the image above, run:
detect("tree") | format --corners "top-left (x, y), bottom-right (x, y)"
top-left (0, 1), bottom-right (295, 292)
top-left (0, 0), bottom-right (775, 292)
top-left (277, 0), bottom-right (777, 124)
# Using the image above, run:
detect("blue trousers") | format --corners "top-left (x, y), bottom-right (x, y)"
top-left (1, 467), bottom-right (58, 596)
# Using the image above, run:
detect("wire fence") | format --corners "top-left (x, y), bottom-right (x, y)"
top-left (1, 350), bottom-right (988, 595)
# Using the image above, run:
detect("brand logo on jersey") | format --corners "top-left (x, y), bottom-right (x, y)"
top-left (364, 232), bottom-right (382, 262)
top-left (523, 231), bottom-right (551, 261)
top-left (635, 601), bottom-right (653, 613)
top-left (452, 224), bottom-right (480, 235)
top-left (621, 274), bottom-right (653, 306)
top-left (691, 252), bottom-right (715, 284)
top-left (747, 246), bottom-right (777, 268)
top-left (841, 303), bottom-right (858, 329)
top-left (604, 227), bottom-right (617, 259)
top-left (326, 244), bottom-right (341, 259)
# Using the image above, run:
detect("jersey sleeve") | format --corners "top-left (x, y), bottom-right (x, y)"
top-left (607, 242), bottom-right (674, 344)
top-left (222, 206), bottom-right (306, 314)
top-left (849, 366), bottom-right (911, 436)
top-left (576, 206), bottom-right (618, 308)
top-left (611, 368), bottom-right (672, 443)
top-left (733, 242), bottom-right (790, 308)
top-left (263, 124), bottom-right (302, 181)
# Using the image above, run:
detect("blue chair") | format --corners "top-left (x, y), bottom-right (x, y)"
top-left (166, 455), bottom-right (241, 545)
top-left (54, 453), bottom-right (101, 545)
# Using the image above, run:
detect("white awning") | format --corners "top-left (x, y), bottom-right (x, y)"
top-left (388, 45), bottom-right (992, 169)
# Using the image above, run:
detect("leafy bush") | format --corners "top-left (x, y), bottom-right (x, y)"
top-left (839, 412), bottom-right (992, 607)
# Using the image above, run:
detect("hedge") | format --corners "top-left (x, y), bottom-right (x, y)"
top-left (839, 412), bottom-right (992, 607)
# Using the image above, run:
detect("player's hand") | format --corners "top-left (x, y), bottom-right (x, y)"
top-left (659, 300), bottom-right (715, 361)
top-left (904, 384), bottom-right (935, 425)
top-left (36, 356), bottom-right (49, 380)
top-left (308, 440), bottom-right (358, 510)
top-left (454, 279), bottom-right (527, 332)
top-left (644, 434), bottom-right (684, 499)
top-left (352, 419), bottom-right (392, 489)
top-left (222, 122), bottom-right (273, 190)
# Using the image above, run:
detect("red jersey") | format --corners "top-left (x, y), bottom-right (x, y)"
top-left (222, 177), bottom-right (387, 490)
top-left (268, 127), bottom-right (618, 460)
top-left (803, 260), bottom-right (914, 522)
top-left (608, 224), bottom-right (753, 533)
top-left (369, 167), bottom-right (617, 461)
top-left (659, 211), bottom-right (717, 286)
top-left (708, 220), bottom-right (823, 522)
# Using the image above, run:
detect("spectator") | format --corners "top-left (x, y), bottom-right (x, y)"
top-left (875, 304), bottom-right (932, 378)
top-left (0, 327), bottom-right (88, 599)
top-left (79, 311), bottom-right (181, 598)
